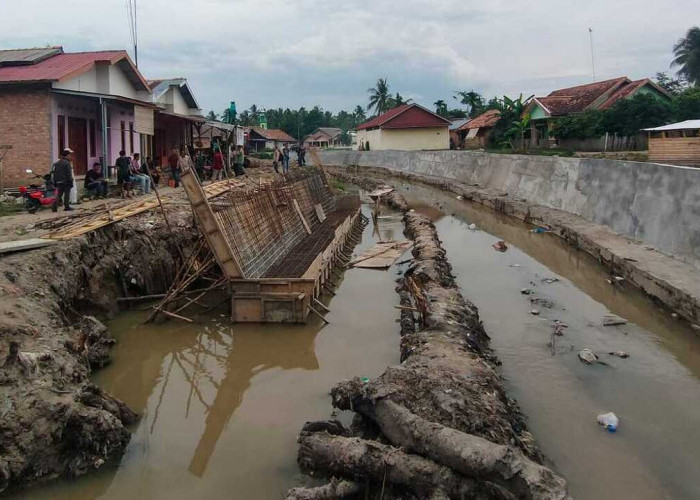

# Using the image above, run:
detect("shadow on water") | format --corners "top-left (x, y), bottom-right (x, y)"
top-left (16, 203), bottom-right (405, 500)
top-left (396, 181), bottom-right (700, 500)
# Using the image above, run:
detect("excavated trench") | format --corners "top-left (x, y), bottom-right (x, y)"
top-left (4, 174), bottom-right (700, 499)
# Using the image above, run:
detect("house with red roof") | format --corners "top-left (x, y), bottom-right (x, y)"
top-left (356, 104), bottom-right (451, 151)
top-left (524, 77), bottom-right (671, 148)
top-left (247, 126), bottom-right (297, 152)
top-left (457, 109), bottom-right (501, 149)
top-left (0, 46), bottom-right (157, 185)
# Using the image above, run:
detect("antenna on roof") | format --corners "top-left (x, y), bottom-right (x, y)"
top-left (588, 28), bottom-right (596, 82)
top-left (126, 0), bottom-right (138, 67)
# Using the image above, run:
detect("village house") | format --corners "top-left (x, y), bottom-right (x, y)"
top-left (644, 120), bottom-right (700, 167)
top-left (356, 103), bottom-right (451, 151)
top-left (456, 110), bottom-right (501, 149)
top-left (304, 127), bottom-right (343, 148)
top-left (247, 126), bottom-right (297, 152)
top-left (524, 77), bottom-right (672, 149)
top-left (448, 118), bottom-right (469, 149)
top-left (0, 46), bottom-right (155, 186)
top-left (148, 78), bottom-right (205, 165)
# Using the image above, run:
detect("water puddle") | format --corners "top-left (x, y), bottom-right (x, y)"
top-left (17, 203), bottom-right (405, 500)
top-left (397, 181), bottom-right (700, 500)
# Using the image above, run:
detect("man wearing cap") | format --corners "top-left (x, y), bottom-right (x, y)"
top-left (51, 148), bottom-right (74, 212)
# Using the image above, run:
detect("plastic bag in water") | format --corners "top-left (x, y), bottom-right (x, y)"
top-left (597, 412), bottom-right (619, 432)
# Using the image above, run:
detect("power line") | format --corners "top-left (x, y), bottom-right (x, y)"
top-left (125, 0), bottom-right (138, 66)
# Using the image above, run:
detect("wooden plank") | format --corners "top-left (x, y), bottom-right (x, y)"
top-left (0, 238), bottom-right (59, 254)
top-left (293, 199), bottom-right (312, 234)
top-left (350, 241), bottom-right (413, 269)
top-left (315, 203), bottom-right (327, 223)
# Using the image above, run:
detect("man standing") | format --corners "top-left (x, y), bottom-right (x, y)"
top-left (85, 162), bottom-right (109, 198)
top-left (282, 145), bottom-right (290, 173)
top-left (212, 147), bottom-right (224, 181)
top-left (51, 148), bottom-right (74, 212)
top-left (272, 145), bottom-right (281, 173)
top-left (298, 143), bottom-right (306, 166)
top-left (234, 146), bottom-right (246, 177)
top-left (168, 149), bottom-right (181, 187)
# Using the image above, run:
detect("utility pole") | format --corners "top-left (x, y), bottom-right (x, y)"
top-left (589, 27), bottom-right (596, 82)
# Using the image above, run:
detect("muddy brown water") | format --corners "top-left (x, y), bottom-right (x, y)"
top-left (14, 183), bottom-right (700, 500)
top-left (14, 203), bottom-right (405, 500)
top-left (396, 181), bottom-right (700, 500)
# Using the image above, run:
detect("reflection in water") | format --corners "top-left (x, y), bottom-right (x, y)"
top-left (18, 204), bottom-right (404, 500)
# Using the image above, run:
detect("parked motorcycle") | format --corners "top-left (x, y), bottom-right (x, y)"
top-left (19, 169), bottom-right (56, 214)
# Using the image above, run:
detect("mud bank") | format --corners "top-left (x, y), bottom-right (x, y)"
top-left (329, 166), bottom-right (700, 329)
top-left (288, 180), bottom-right (568, 499)
top-left (0, 207), bottom-right (195, 493)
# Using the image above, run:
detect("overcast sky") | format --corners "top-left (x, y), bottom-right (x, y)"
top-left (0, 0), bottom-right (694, 114)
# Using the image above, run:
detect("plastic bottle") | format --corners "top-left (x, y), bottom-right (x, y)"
top-left (597, 412), bottom-right (619, 432)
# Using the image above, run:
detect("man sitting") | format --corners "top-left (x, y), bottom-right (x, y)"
top-left (85, 162), bottom-right (109, 198)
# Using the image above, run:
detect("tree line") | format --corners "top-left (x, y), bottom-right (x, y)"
top-left (205, 26), bottom-right (700, 146)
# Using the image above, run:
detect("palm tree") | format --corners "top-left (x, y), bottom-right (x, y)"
top-left (367, 78), bottom-right (391, 115)
top-left (454, 90), bottom-right (485, 118)
top-left (353, 105), bottom-right (367, 125)
top-left (434, 99), bottom-right (448, 116)
top-left (206, 110), bottom-right (219, 121)
top-left (671, 26), bottom-right (700, 86)
top-left (249, 104), bottom-right (260, 125)
top-left (388, 92), bottom-right (413, 109)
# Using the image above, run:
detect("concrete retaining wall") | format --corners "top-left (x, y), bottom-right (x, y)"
top-left (319, 150), bottom-right (700, 263)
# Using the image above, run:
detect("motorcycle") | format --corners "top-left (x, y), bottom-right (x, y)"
top-left (19, 169), bottom-right (56, 214)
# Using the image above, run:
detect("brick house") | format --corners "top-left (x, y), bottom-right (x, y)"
top-left (304, 127), bottom-right (343, 148)
top-left (247, 127), bottom-right (297, 152)
top-left (356, 104), bottom-right (451, 151)
top-left (0, 47), bottom-right (154, 187)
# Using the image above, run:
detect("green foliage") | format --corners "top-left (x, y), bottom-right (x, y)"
top-left (367, 78), bottom-right (391, 115)
top-left (671, 26), bottom-right (700, 86)
top-left (205, 110), bottom-right (218, 121)
top-left (453, 90), bottom-right (485, 118)
top-left (672, 86), bottom-right (700, 120)
top-left (486, 94), bottom-right (533, 148)
top-left (551, 110), bottom-right (603, 140)
top-left (434, 99), bottom-right (448, 116)
top-left (599, 93), bottom-right (673, 136)
top-left (387, 92), bottom-right (413, 109)
top-left (330, 178), bottom-right (348, 193)
top-left (654, 72), bottom-right (689, 95)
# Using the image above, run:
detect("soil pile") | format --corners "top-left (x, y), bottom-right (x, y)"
top-left (288, 176), bottom-right (568, 499)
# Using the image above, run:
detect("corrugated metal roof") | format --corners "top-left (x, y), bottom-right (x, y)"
top-left (0, 47), bottom-right (63, 66)
top-left (643, 120), bottom-right (700, 131)
top-left (449, 118), bottom-right (469, 131)
top-left (0, 51), bottom-right (124, 83)
top-left (357, 103), bottom-right (451, 131)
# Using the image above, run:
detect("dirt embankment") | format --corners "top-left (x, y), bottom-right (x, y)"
top-left (0, 207), bottom-right (196, 493)
top-left (287, 176), bottom-right (568, 500)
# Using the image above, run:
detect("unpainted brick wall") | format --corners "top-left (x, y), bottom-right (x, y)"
top-left (0, 87), bottom-right (52, 187)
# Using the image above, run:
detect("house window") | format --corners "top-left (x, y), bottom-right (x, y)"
top-left (57, 115), bottom-right (65, 153)
top-left (120, 121), bottom-right (126, 153)
top-left (129, 122), bottom-right (134, 154)
top-left (89, 119), bottom-right (96, 156)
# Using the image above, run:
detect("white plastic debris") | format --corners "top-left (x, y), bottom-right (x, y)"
top-left (597, 412), bottom-right (619, 432)
top-left (578, 348), bottom-right (598, 364)
top-left (530, 309), bottom-right (540, 316)
top-left (468, 223), bottom-right (477, 230)
top-left (608, 351), bottom-right (630, 358)
top-left (457, 195), bottom-right (464, 200)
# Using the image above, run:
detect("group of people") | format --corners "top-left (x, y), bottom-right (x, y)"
top-left (272, 143), bottom-right (306, 174)
top-left (116, 150), bottom-right (159, 198)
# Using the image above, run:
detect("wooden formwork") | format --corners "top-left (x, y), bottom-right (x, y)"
top-left (229, 207), bottom-right (362, 323)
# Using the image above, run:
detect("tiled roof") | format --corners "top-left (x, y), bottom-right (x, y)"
top-left (535, 77), bottom-right (629, 116)
top-left (250, 127), bottom-right (297, 142)
top-left (459, 109), bottom-right (501, 130)
top-left (357, 103), bottom-right (451, 130)
top-left (597, 79), bottom-right (671, 109)
top-left (0, 50), bottom-right (150, 91)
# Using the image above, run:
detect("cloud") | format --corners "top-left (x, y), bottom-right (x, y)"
top-left (0, 0), bottom-right (693, 113)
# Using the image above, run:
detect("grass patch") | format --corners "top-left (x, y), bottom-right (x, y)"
top-left (330, 178), bottom-right (347, 193)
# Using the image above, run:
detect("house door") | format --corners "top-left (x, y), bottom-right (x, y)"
top-left (67, 117), bottom-right (88, 175)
